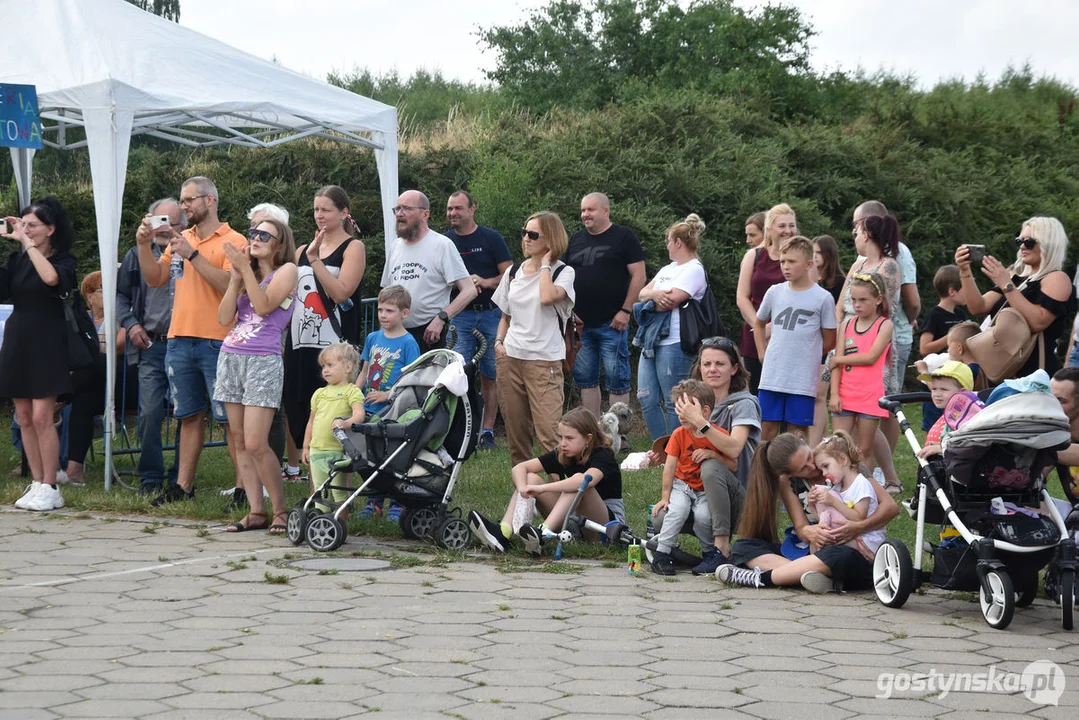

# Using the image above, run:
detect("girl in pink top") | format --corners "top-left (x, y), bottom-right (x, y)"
top-left (829, 272), bottom-right (893, 484)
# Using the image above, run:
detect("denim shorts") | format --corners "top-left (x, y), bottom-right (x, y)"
top-left (451, 307), bottom-right (501, 379)
top-left (213, 352), bottom-right (284, 409)
top-left (165, 337), bottom-right (227, 422)
top-left (572, 324), bottom-right (631, 394)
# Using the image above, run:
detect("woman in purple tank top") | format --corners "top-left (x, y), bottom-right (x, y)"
top-left (736, 204), bottom-right (798, 392)
top-left (213, 218), bottom-right (298, 534)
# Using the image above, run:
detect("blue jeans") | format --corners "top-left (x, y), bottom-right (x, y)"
top-left (136, 342), bottom-right (178, 488)
top-left (1069, 342), bottom-right (1079, 368)
top-left (451, 307), bottom-right (501, 379)
top-left (637, 342), bottom-right (694, 440)
top-left (165, 337), bottom-right (227, 422)
top-left (572, 324), bottom-right (631, 394)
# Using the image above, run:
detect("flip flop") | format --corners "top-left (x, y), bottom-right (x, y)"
top-left (226, 513), bottom-right (268, 532)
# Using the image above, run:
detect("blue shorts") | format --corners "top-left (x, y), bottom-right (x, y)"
top-left (572, 324), bottom-right (631, 394)
top-left (758, 389), bottom-right (815, 427)
top-left (832, 409), bottom-right (880, 420)
top-left (165, 337), bottom-right (228, 422)
top-left (451, 307), bottom-right (501, 379)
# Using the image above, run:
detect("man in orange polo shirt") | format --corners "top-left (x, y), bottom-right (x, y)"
top-left (136, 176), bottom-right (246, 506)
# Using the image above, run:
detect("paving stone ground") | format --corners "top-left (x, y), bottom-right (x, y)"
top-left (0, 509), bottom-right (1075, 719)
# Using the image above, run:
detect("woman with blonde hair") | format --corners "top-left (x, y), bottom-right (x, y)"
top-left (491, 211), bottom-right (576, 466)
top-left (635, 213), bottom-right (709, 439)
top-left (736, 204), bottom-right (797, 391)
top-left (956, 215), bottom-right (1074, 379)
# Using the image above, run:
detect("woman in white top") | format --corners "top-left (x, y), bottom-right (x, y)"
top-left (636, 214), bottom-right (708, 439)
top-left (492, 211), bottom-right (576, 466)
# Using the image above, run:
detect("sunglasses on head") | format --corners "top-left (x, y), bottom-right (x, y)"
top-left (1015, 236), bottom-right (1038, 250)
top-left (247, 228), bottom-right (278, 243)
top-left (700, 336), bottom-right (736, 351)
top-left (520, 228), bottom-right (541, 241)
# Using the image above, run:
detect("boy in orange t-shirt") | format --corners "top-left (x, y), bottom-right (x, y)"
top-left (650, 379), bottom-right (733, 576)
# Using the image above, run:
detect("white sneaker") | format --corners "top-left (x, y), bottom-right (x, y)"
top-left (55, 470), bottom-right (85, 487)
top-left (24, 483), bottom-right (63, 512)
top-left (872, 467), bottom-right (886, 487)
top-left (14, 481), bottom-right (42, 509)
top-left (799, 570), bottom-right (835, 594)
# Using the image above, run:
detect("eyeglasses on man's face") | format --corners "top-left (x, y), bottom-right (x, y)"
top-left (179, 194), bottom-right (208, 207)
top-left (392, 205), bottom-right (424, 215)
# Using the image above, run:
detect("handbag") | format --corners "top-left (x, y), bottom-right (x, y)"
top-left (966, 304), bottom-right (1044, 384)
top-left (508, 262), bottom-right (580, 374)
top-left (679, 285), bottom-right (726, 356)
top-left (62, 291), bottom-right (102, 372)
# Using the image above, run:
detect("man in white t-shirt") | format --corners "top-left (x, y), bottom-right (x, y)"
top-left (381, 190), bottom-right (477, 351)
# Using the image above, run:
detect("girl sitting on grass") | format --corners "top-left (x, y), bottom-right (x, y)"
top-left (468, 407), bottom-right (623, 556)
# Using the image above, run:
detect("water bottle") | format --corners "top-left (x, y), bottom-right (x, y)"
top-left (170, 253), bottom-right (184, 280)
top-left (646, 504), bottom-right (656, 541)
top-left (337, 298), bottom-right (354, 312)
top-left (627, 540), bottom-right (643, 576)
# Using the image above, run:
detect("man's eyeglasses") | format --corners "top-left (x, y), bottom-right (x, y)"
top-left (521, 229), bottom-right (541, 240)
top-left (247, 228), bottom-right (278, 244)
top-left (179, 194), bottom-right (208, 206)
top-left (392, 205), bottom-right (423, 215)
top-left (700, 336), bottom-right (737, 351)
top-left (1015, 237), bottom-right (1038, 250)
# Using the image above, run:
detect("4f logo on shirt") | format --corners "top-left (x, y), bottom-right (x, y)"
top-left (569, 246), bottom-right (608, 266)
top-left (773, 307), bottom-right (815, 331)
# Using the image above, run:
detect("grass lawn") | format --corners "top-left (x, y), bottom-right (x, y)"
top-left (0, 400), bottom-right (1069, 569)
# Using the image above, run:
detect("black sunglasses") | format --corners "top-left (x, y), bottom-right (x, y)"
top-left (247, 228), bottom-right (279, 243)
top-left (520, 228), bottom-right (541, 241)
top-left (1015, 236), bottom-right (1038, 250)
top-left (701, 336), bottom-right (737, 351)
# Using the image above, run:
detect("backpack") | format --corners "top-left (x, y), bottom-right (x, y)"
top-left (508, 262), bottom-right (581, 375)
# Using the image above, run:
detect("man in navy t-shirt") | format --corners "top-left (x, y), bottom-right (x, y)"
top-left (444, 190), bottom-right (513, 449)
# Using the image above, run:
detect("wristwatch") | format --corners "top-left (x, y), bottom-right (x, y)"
top-left (1002, 282), bottom-right (1016, 293)
top-left (698, 422), bottom-right (711, 435)
top-left (437, 310), bottom-right (449, 322)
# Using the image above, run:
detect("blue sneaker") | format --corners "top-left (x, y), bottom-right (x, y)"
top-left (478, 430), bottom-right (496, 450)
top-left (692, 546), bottom-right (729, 576)
top-left (359, 501), bottom-right (382, 519)
top-left (386, 503), bottom-right (403, 523)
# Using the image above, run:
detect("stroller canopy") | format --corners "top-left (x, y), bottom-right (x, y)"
top-left (945, 392), bottom-right (1070, 451)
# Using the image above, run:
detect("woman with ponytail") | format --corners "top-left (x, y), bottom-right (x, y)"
top-left (717, 432), bottom-right (898, 593)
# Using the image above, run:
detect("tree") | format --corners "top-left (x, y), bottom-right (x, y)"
top-left (124, 0), bottom-right (181, 21)
top-left (479, 0), bottom-right (814, 114)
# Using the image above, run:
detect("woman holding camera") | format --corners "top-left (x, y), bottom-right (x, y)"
top-left (955, 216), bottom-right (1074, 379)
top-left (0, 197), bottom-right (78, 511)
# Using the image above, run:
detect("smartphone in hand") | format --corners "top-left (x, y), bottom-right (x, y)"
top-left (0, 219), bottom-right (9, 235)
top-left (963, 244), bottom-right (986, 263)
top-left (149, 215), bottom-right (170, 230)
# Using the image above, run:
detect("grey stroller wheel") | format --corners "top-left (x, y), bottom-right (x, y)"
top-left (434, 516), bottom-right (471, 550)
top-left (400, 507), bottom-right (438, 540)
top-left (1060, 568), bottom-right (1074, 631)
top-left (286, 509), bottom-right (306, 546)
top-left (306, 514), bottom-right (347, 552)
top-left (979, 569), bottom-right (1015, 630)
top-left (873, 539), bottom-right (913, 608)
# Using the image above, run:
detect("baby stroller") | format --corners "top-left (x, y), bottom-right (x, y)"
top-left (873, 391), bottom-right (1076, 630)
top-left (286, 330), bottom-right (485, 552)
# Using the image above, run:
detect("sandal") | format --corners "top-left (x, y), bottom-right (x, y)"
top-left (226, 512), bottom-right (268, 532)
top-left (884, 482), bottom-right (903, 496)
top-left (268, 512), bottom-right (289, 536)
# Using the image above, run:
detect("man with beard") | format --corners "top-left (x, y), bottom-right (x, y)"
top-left (381, 190), bottom-right (476, 351)
top-left (136, 176), bottom-right (245, 506)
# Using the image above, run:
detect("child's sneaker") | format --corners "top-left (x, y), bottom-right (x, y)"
top-left (478, 429), bottom-right (496, 450)
top-left (468, 510), bottom-right (509, 553)
top-left (519, 523), bottom-right (544, 557)
top-left (715, 564), bottom-right (764, 588)
top-left (799, 570), bottom-right (836, 594)
top-left (386, 503), bottom-right (403, 524)
top-left (692, 546), bottom-right (729, 576)
top-left (651, 551), bottom-right (677, 576)
top-left (281, 465), bottom-right (308, 483)
top-left (359, 501), bottom-right (383, 519)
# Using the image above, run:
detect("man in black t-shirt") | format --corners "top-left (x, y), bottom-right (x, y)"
top-left (445, 191), bottom-right (513, 449)
top-left (564, 192), bottom-right (646, 419)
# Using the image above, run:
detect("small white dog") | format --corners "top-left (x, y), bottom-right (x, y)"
top-left (601, 402), bottom-right (633, 454)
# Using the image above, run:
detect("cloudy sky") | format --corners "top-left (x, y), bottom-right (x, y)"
top-left (179, 0), bottom-right (1079, 89)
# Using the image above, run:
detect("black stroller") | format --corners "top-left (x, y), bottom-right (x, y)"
top-left (873, 391), bottom-right (1077, 630)
top-left (286, 331), bottom-right (485, 552)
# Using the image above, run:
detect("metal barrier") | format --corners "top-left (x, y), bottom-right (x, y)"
top-left (98, 297), bottom-right (380, 486)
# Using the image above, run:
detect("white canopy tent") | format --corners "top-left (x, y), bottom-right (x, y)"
top-left (0, 0), bottom-right (398, 488)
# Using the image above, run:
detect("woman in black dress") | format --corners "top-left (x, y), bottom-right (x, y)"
top-left (0, 197), bottom-right (78, 512)
top-left (282, 186), bottom-right (365, 456)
